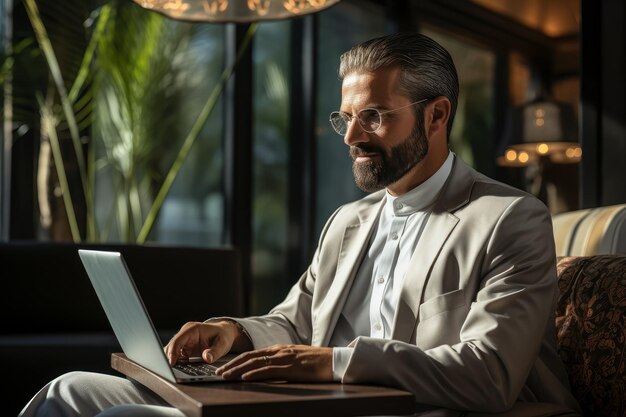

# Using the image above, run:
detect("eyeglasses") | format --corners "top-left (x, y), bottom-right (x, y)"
top-left (329, 98), bottom-right (430, 136)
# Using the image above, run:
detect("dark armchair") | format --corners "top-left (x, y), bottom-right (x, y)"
top-left (0, 242), bottom-right (243, 416)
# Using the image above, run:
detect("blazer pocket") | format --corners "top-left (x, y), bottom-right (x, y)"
top-left (418, 288), bottom-right (466, 321)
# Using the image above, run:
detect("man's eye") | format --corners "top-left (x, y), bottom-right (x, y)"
top-left (340, 113), bottom-right (352, 122)
top-left (359, 109), bottom-right (379, 123)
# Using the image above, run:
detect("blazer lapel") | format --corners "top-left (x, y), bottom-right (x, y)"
top-left (314, 197), bottom-right (383, 346)
top-left (391, 157), bottom-right (475, 342)
top-left (391, 211), bottom-right (459, 342)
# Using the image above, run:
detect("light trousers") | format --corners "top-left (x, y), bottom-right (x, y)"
top-left (19, 371), bottom-right (185, 417)
top-left (19, 371), bottom-right (579, 417)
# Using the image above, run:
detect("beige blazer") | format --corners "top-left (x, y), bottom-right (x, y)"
top-left (238, 158), bottom-right (580, 414)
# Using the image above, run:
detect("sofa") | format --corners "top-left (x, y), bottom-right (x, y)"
top-left (555, 255), bottom-right (625, 417)
top-left (552, 203), bottom-right (626, 256)
top-left (552, 202), bottom-right (626, 417)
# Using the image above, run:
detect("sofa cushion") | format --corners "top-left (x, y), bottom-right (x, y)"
top-left (556, 255), bottom-right (626, 417)
top-left (552, 204), bottom-right (626, 256)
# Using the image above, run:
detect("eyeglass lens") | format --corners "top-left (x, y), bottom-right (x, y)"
top-left (329, 108), bottom-right (382, 135)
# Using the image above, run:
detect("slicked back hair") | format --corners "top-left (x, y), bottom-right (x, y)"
top-left (339, 33), bottom-right (459, 141)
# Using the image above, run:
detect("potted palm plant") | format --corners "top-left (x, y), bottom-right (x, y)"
top-left (11, 0), bottom-right (255, 243)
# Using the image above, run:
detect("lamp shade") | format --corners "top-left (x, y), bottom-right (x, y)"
top-left (497, 98), bottom-right (581, 167)
top-left (132, 0), bottom-right (341, 23)
top-left (523, 101), bottom-right (571, 142)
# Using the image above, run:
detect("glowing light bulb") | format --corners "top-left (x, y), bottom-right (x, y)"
top-left (537, 143), bottom-right (549, 154)
top-left (518, 152), bottom-right (530, 163)
top-left (249, 0), bottom-right (269, 15)
top-left (204, 0), bottom-right (228, 14)
top-left (505, 150), bottom-right (517, 161)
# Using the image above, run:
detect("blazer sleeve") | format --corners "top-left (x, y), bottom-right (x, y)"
top-left (341, 196), bottom-right (558, 413)
top-left (226, 205), bottom-right (346, 349)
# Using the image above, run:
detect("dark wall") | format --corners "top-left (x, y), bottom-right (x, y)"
top-left (581, 0), bottom-right (626, 207)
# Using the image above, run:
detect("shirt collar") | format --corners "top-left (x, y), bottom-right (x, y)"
top-left (385, 151), bottom-right (455, 216)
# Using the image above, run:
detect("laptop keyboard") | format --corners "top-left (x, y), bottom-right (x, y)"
top-left (174, 362), bottom-right (218, 376)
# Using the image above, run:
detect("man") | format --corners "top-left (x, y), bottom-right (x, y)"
top-left (20, 33), bottom-right (580, 417)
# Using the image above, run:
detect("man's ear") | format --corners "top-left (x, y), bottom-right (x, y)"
top-left (426, 96), bottom-right (451, 138)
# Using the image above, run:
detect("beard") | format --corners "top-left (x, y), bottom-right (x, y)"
top-left (350, 123), bottom-right (429, 193)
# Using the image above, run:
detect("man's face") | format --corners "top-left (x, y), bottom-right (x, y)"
top-left (340, 67), bottom-right (429, 193)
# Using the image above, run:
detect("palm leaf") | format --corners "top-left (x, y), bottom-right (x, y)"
top-left (16, 0), bottom-right (252, 243)
top-left (22, 0), bottom-right (110, 240)
top-left (136, 23), bottom-right (258, 243)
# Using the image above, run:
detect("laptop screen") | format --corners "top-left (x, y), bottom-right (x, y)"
top-left (78, 249), bottom-right (177, 382)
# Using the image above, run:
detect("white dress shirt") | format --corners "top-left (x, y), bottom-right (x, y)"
top-left (329, 151), bottom-right (454, 380)
top-left (238, 151), bottom-right (454, 380)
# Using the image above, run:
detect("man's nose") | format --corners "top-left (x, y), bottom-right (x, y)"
top-left (343, 118), bottom-right (369, 147)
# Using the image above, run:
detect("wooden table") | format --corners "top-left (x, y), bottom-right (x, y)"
top-left (111, 353), bottom-right (415, 417)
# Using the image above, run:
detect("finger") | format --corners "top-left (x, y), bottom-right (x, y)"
top-left (168, 322), bottom-right (236, 366)
top-left (216, 348), bottom-right (273, 374)
top-left (165, 322), bottom-right (204, 365)
top-left (219, 355), bottom-right (270, 379)
top-left (220, 353), bottom-right (289, 380)
top-left (165, 333), bottom-right (191, 366)
top-left (201, 334), bottom-right (230, 363)
top-left (241, 364), bottom-right (291, 381)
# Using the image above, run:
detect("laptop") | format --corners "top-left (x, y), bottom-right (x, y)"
top-left (78, 249), bottom-right (232, 383)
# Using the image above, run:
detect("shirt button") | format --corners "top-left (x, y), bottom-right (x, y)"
top-left (391, 233), bottom-right (398, 240)
top-left (395, 202), bottom-right (403, 209)
top-left (374, 323), bottom-right (382, 331)
top-left (377, 277), bottom-right (385, 284)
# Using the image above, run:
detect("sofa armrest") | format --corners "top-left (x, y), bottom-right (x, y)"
top-left (555, 255), bottom-right (626, 417)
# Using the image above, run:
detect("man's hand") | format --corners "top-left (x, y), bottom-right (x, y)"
top-left (215, 345), bottom-right (333, 382)
top-left (164, 320), bottom-right (251, 366)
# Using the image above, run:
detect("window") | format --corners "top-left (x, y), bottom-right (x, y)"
top-left (315, 0), bottom-right (387, 237)
top-left (7, 1), bottom-right (226, 246)
top-left (422, 26), bottom-right (496, 177)
top-left (102, 16), bottom-right (227, 246)
top-left (251, 20), bottom-right (290, 314)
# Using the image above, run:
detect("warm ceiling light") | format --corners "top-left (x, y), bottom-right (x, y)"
top-left (535, 118), bottom-right (545, 127)
top-left (205, 0), bottom-right (228, 14)
top-left (133, 0), bottom-right (341, 22)
top-left (248, 0), bottom-right (269, 16)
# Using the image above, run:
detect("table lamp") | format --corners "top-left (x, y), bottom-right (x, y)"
top-left (497, 98), bottom-right (581, 206)
top-left (497, 98), bottom-right (581, 168)
top-left (132, 0), bottom-right (341, 22)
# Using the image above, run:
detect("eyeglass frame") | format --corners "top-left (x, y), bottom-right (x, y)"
top-left (328, 98), bottom-right (431, 136)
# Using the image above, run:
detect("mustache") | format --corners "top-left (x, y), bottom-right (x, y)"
top-left (349, 144), bottom-right (384, 159)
